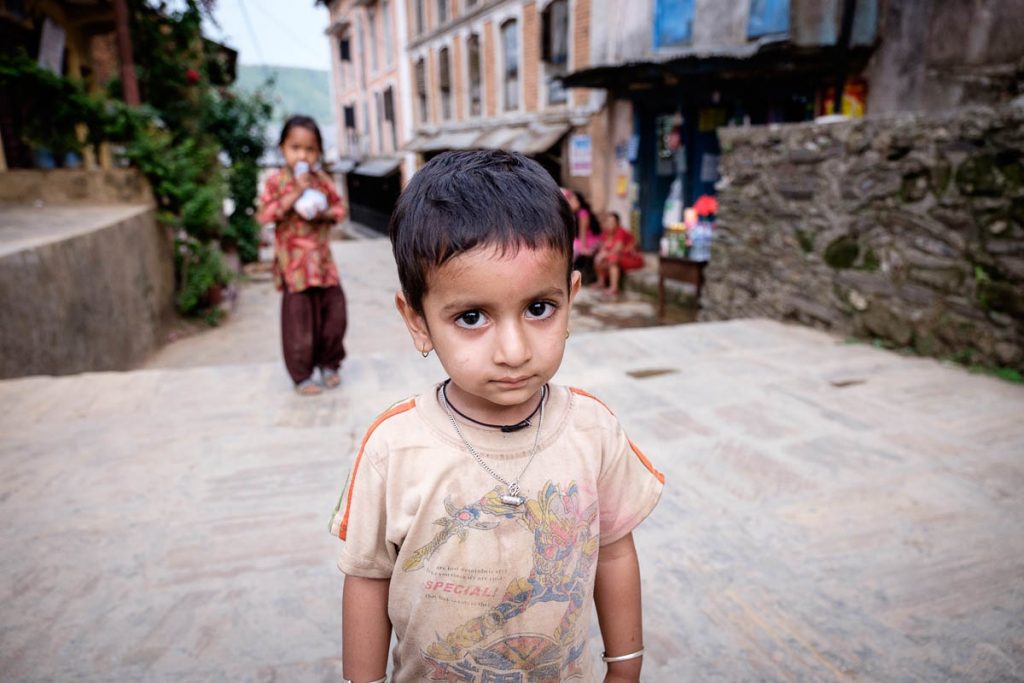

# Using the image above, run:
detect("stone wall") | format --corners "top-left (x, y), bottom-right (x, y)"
top-left (702, 103), bottom-right (1024, 371)
top-left (0, 169), bottom-right (154, 204)
top-left (0, 205), bottom-right (174, 379)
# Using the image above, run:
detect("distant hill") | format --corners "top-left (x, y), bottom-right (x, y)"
top-left (235, 65), bottom-right (336, 156)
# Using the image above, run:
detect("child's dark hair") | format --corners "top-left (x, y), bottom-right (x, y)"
top-left (389, 150), bottom-right (575, 315)
top-left (278, 114), bottom-right (323, 152)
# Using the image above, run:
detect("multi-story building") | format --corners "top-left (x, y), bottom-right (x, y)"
top-left (323, 0), bottom-right (410, 231)
top-left (321, 0), bottom-right (610, 232)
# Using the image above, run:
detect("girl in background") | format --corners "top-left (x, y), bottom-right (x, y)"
top-left (594, 211), bottom-right (644, 297)
top-left (563, 188), bottom-right (599, 284)
top-left (258, 115), bottom-right (348, 396)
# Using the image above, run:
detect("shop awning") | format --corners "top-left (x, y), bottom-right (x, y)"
top-left (334, 158), bottom-right (358, 173)
top-left (562, 41), bottom-right (874, 92)
top-left (472, 125), bottom-right (525, 151)
top-left (404, 121), bottom-right (571, 155)
top-left (421, 130), bottom-right (482, 152)
top-left (508, 122), bottom-right (570, 155)
top-left (352, 157), bottom-right (402, 177)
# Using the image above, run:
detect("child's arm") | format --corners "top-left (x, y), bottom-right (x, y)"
top-left (316, 170), bottom-right (348, 223)
top-left (342, 575), bottom-right (392, 682)
top-left (256, 175), bottom-right (304, 224)
top-left (594, 532), bottom-right (644, 683)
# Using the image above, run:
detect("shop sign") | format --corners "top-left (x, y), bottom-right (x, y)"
top-left (569, 134), bottom-right (592, 176)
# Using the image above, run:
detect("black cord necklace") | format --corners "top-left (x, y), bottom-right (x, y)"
top-left (440, 379), bottom-right (546, 432)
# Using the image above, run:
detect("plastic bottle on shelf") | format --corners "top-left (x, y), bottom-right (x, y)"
top-left (690, 220), bottom-right (713, 262)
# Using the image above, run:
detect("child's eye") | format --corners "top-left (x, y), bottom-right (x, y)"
top-left (455, 310), bottom-right (487, 329)
top-left (525, 302), bottom-right (556, 320)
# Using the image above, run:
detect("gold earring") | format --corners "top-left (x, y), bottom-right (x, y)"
top-left (565, 329), bottom-right (570, 339)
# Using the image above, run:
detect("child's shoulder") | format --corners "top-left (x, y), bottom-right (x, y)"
top-left (361, 394), bottom-right (420, 439)
top-left (564, 385), bottom-right (616, 415)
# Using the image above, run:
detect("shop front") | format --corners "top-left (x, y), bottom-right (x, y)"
top-left (564, 45), bottom-right (873, 254)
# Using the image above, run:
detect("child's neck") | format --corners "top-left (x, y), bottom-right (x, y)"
top-left (441, 380), bottom-right (545, 431)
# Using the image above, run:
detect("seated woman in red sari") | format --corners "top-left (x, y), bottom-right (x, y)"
top-left (594, 211), bottom-right (645, 296)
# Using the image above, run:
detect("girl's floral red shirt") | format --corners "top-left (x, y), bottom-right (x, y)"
top-left (258, 168), bottom-right (345, 293)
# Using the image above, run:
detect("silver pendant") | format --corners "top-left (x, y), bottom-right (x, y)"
top-left (501, 494), bottom-right (525, 506)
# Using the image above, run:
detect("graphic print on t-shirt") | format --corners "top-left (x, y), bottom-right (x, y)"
top-left (403, 481), bottom-right (598, 682)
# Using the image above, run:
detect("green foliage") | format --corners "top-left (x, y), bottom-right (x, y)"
top-left (175, 238), bottom-right (233, 314)
top-left (1, 1), bottom-right (272, 316)
top-left (0, 52), bottom-right (106, 158)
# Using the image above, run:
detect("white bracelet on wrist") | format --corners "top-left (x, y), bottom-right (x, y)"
top-left (343, 677), bottom-right (386, 683)
top-left (602, 647), bottom-right (644, 663)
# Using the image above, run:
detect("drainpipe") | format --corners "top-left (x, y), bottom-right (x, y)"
top-left (113, 0), bottom-right (141, 106)
top-left (832, 0), bottom-right (858, 114)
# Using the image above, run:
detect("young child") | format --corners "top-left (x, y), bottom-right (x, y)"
top-left (329, 150), bottom-right (664, 682)
top-left (257, 115), bottom-right (348, 396)
top-left (594, 211), bottom-right (645, 297)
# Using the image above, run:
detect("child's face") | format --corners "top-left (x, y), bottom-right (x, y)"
top-left (280, 126), bottom-right (321, 171)
top-left (397, 245), bottom-right (580, 420)
top-left (600, 213), bottom-right (617, 232)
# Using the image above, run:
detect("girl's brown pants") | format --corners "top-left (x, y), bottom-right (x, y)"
top-left (281, 283), bottom-right (347, 384)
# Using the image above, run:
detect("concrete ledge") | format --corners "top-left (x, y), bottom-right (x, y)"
top-left (0, 204), bottom-right (174, 379)
top-left (0, 169), bottom-right (154, 205)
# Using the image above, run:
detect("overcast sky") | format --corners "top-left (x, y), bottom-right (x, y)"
top-left (202, 0), bottom-right (332, 71)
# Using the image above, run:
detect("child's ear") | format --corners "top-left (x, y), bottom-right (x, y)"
top-left (569, 270), bottom-right (582, 303)
top-left (395, 291), bottom-right (433, 354)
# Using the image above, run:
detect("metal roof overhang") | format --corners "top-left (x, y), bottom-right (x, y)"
top-left (335, 158), bottom-right (358, 173)
top-left (508, 122), bottom-right (571, 155)
top-left (562, 43), bottom-right (874, 93)
top-left (352, 157), bottom-right (402, 177)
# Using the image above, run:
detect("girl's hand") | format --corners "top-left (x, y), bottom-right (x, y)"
top-left (295, 171), bottom-right (312, 190)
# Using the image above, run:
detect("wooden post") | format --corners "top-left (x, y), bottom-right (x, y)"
top-left (112, 0), bottom-right (140, 106)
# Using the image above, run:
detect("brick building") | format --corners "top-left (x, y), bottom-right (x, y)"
top-left (323, 0), bottom-right (409, 231)
top-left (320, 0), bottom-right (611, 232)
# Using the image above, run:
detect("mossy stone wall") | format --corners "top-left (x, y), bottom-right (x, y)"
top-left (702, 103), bottom-right (1024, 371)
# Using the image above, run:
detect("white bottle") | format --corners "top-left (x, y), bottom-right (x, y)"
top-left (292, 161), bottom-right (328, 220)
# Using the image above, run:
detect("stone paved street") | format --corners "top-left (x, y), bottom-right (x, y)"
top-left (2, 238), bottom-right (1023, 682)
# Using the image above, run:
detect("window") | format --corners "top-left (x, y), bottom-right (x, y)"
top-left (382, 1), bottom-right (394, 67)
top-left (415, 57), bottom-right (428, 123)
top-left (439, 46), bottom-right (452, 120)
top-left (501, 19), bottom-right (519, 112)
top-left (748, 0), bottom-right (789, 38)
top-left (367, 7), bottom-right (379, 72)
top-left (654, 0), bottom-right (694, 48)
top-left (384, 86), bottom-right (397, 150)
top-left (375, 90), bottom-right (385, 153)
top-left (541, 0), bottom-right (568, 104)
top-left (437, 0), bottom-right (449, 25)
top-left (467, 33), bottom-right (482, 117)
top-left (414, 0), bottom-right (425, 35)
top-left (338, 35), bottom-right (351, 89)
top-left (343, 104), bottom-right (357, 154)
top-left (356, 17), bottom-right (367, 87)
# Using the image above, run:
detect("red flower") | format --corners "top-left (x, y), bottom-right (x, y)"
top-left (185, 68), bottom-right (200, 84)
top-left (694, 194), bottom-right (719, 217)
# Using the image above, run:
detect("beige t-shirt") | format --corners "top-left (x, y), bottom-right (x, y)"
top-left (330, 384), bottom-right (664, 682)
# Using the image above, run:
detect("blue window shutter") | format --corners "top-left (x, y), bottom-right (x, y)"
top-left (748, 0), bottom-right (790, 38)
top-left (654, 0), bottom-right (694, 48)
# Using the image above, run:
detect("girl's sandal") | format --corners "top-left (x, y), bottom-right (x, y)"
top-left (295, 378), bottom-right (322, 396)
top-left (322, 368), bottom-right (341, 389)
